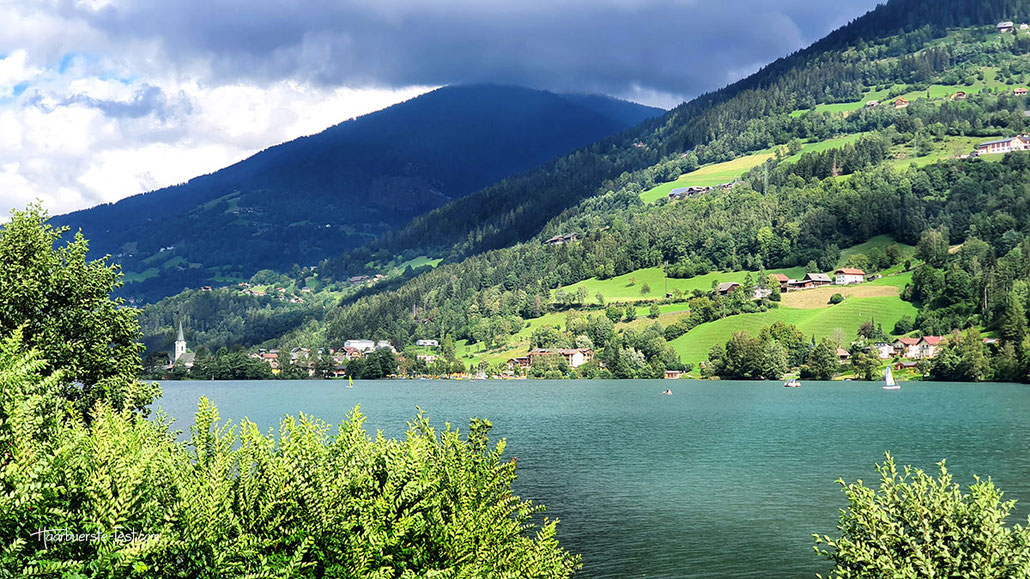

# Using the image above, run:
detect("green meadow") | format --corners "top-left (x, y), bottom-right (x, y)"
top-left (561, 266), bottom-right (806, 302)
top-left (669, 293), bottom-right (918, 369)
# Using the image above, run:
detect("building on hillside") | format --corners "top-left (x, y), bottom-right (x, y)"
top-left (544, 233), bottom-right (580, 245)
top-left (1016, 88), bottom-right (1028, 96)
top-left (834, 268), bottom-right (866, 285)
top-left (416, 353), bottom-right (437, 365)
top-left (1021, 23), bottom-right (1029, 30)
top-left (865, 100), bottom-right (880, 108)
top-left (375, 340), bottom-right (396, 353)
top-left (916, 336), bottom-right (942, 359)
top-left (717, 282), bottom-right (740, 295)
top-left (416, 339), bottom-right (440, 348)
top-left (895, 360), bottom-right (919, 371)
top-left (786, 278), bottom-right (812, 291)
top-left (873, 342), bottom-right (895, 359)
top-left (975, 134), bottom-right (1030, 155)
top-left (344, 339), bottom-right (376, 352)
top-left (506, 356), bottom-right (531, 371)
top-left (837, 348), bottom-right (851, 363)
top-left (769, 273), bottom-right (790, 291)
top-left (528, 348), bottom-right (593, 369)
top-left (999, 21), bottom-right (1015, 33)
top-left (664, 370), bottom-right (684, 379)
top-left (893, 337), bottom-right (921, 358)
top-left (894, 97), bottom-right (910, 109)
top-left (950, 91), bottom-right (967, 101)
top-left (803, 273), bottom-right (832, 287)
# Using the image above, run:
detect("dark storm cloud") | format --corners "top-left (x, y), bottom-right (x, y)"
top-left (77, 0), bottom-right (883, 104)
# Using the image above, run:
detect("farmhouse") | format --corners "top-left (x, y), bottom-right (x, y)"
top-left (836, 348), bottom-right (851, 363)
top-left (975, 134), bottom-right (1030, 155)
top-left (893, 97), bottom-right (909, 109)
top-left (999, 21), bottom-right (1015, 33)
top-left (769, 273), bottom-right (790, 291)
top-left (544, 233), bottom-right (580, 245)
top-left (507, 356), bottom-right (531, 371)
top-left (1016, 88), bottom-right (1028, 96)
top-left (803, 273), bottom-right (832, 287)
top-left (834, 268), bottom-right (866, 285)
top-left (528, 348), bottom-right (593, 369)
top-left (664, 370), bottom-right (684, 379)
top-left (716, 282), bottom-right (741, 295)
top-left (669, 186), bottom-right (711, 200)
top-left (786, 278), bottom-right (812, 291)
top-left (915, 336), bottom-right (942, 359)
top-left (416, 339), bottom-right (440, 348)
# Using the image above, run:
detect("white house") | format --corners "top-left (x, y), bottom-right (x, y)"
top-left (376, 340), bottom-right (396, 353)
top-left (343, 339), bottom-right (376, 352)
top-left (873, 342), bottom-right (895, 359)
top-left (975, 134), bottom-right (1030, 156)
top-left (834, 268), bottom-right (866, 285)
top-left (416, 339), bottom-right (440, 348)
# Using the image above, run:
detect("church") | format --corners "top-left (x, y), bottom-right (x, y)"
top-left (170, 322), bottom-right (196, 368)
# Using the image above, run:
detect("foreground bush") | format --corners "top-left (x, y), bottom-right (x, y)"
top-left (814, 453), bottom-right (1030, 578)
top-left (0, 331), bottom-right (580, 578)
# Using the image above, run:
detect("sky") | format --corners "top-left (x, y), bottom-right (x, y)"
top-left (0, 0), bottom-right (883, 217)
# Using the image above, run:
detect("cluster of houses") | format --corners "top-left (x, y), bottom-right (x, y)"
top-left (237, 282), bottom-right (311, 303)
top-left (716, 268), bottom-right (870, 297)
top-left (506, 348), bottom-right (594, 372)
top-left (667, 182), bottom-right (735, 201)
top-left (997, 21), bottom-right (1030, 34)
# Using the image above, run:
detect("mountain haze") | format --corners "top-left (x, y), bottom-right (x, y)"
top-left (53, 84), bottom-right (663, 303)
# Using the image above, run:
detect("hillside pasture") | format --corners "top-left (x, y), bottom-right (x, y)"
top-left (780, 284), bottom-right (900, 309)
top-left (561, 266), bottom-right (806, 302)
top-left (669, 295), bottom-right (918, 368)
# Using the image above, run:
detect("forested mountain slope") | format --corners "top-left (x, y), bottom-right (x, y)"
top-left (52, 85), bottom-right (662, 303)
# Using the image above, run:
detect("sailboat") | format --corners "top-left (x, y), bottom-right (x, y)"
top-left (883, 366), bottom-right (899, 390)
top-left (347, 376), bottom-right (354, 389)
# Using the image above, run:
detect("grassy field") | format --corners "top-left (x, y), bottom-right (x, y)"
top-left (889, 135), bottom-right (1002, 171)
top-left (669, 293), bottom-right (919, 369)
top-left (837, 234), bottom-right (916, 267)
top-left (561, 266), bottom-right (807, 302)
top-left (640, 133), bottom-right (874, 203)
top-left (780, 284), bottom-right (901, 309)
top-left (393, 256), bottom-right (443, 272)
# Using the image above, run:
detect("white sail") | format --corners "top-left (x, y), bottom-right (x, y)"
top-left (883, 366), bottom-right (899, 390)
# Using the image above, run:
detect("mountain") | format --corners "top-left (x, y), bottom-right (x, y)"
top-left (323, 0), bottom-right (1030, 278)
top-left (52, 84), bottom-right (663, 303)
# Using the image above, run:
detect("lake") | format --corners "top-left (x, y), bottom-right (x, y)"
top-left (152, 379), bottom-right (1030, 578)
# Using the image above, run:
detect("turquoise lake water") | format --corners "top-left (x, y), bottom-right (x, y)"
top-left (152, 379), bottom-right (1030, 578)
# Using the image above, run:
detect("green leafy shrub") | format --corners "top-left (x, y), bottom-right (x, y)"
top-left (828, 293), bottom-right (845, 305)
top-left (0, 330), bottom-right (580, 578)
top-left (814, 453), bottom-right (1030, 578)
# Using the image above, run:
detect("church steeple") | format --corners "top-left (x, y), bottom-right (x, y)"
top-left (174, 321), bottom-right (187, 363)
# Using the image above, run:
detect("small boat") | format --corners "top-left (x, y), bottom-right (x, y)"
top-left (347, 376), bottom-right (354, 389)
top-left (784, 378), bottom-right (801, 388)
top-left (662, 389), bottom-right (673, 395)
top-left (883, 366), bottom-right (900, 390)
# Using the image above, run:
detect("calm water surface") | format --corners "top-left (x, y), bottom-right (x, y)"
top-left (152, 379), bottom-right (1030, 578)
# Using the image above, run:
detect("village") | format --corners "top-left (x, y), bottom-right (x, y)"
top-left (156, 262), bottom-right (958, 382)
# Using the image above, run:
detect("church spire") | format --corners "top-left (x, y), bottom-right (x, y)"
top-left (177, 321), bottom-right (185, 342)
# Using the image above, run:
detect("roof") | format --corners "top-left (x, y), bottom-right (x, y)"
top-left (919, 336), bottom-right (942, 346)
top-left (836, 348), bottom-right (851, 358)
top-left (770, 273), bottom-right (789, 282)
top-left (979, 137), bottom-right (1017, 147)
top-left (804, 273), bottom-right (832, 282)
top-left (895, 337), bottom-right (921, 346)
top-left (669, 187), bottom-right (689, 195)
top-left (835, 268), bottom-right (865, 275)
top-left (177, 321), bottom-right (185, 342)
top-left (999, 21), bottom-right (1015, 27)
top-left (717, 281), bottom-right (740, 292)
top-left (897, 360), bottom-right (919, 368)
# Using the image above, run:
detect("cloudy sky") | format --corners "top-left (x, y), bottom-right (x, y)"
top-left (0, 0), bottom-right (882, 217)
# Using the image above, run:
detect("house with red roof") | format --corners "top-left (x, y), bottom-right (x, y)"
top-left (834, 268), bottom-right (866, 285)
top-left (916, 336), bottom-right (942, 359)
top-left (893, 337), bottom-right (921, 358)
